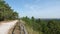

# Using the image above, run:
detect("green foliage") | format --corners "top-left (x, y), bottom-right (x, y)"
top-left (21, 17), bottom-right (60, 34)
top-left (0, 0), bottom-right (18, 21)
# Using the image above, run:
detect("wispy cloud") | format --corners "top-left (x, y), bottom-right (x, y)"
top-left (21, 1), bottom-right (60, 18)
top-left (5, 0), bottom-right (60, 18)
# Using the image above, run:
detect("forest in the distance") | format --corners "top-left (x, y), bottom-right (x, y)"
top-left (21, 16), bottom-right (60, 34)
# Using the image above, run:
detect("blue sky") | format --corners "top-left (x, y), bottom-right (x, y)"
top-left (4, 0), bottom-right (60, 18)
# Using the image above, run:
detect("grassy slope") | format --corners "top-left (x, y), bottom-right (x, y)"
top-left (20, 20), bottom-right (43, 34)
top-left (25, 25), bottom-right (42, 34)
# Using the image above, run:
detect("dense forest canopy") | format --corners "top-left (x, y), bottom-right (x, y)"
top-left (0, 0), bottom-right (18, 21)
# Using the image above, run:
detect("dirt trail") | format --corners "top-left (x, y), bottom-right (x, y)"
top-left (20, 20), bottom-right (28, 34)
top-left (0, 20), bottom-right (18, 34)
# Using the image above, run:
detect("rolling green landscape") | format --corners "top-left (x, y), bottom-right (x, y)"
top-left (0, 0), bottom-right (60, 34)
top-left (21, 16), bottom-right (60, 34)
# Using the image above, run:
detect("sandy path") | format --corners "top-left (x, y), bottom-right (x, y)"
top-left (20, 20), bottom-right (28, 34)
top-left (0, 20), bottom-right (18, 34)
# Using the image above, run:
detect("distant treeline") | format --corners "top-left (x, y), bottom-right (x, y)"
top-left (21, 16), bottom-right (60, 34)
top-left (0, 0), bottom-right (18, 21)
